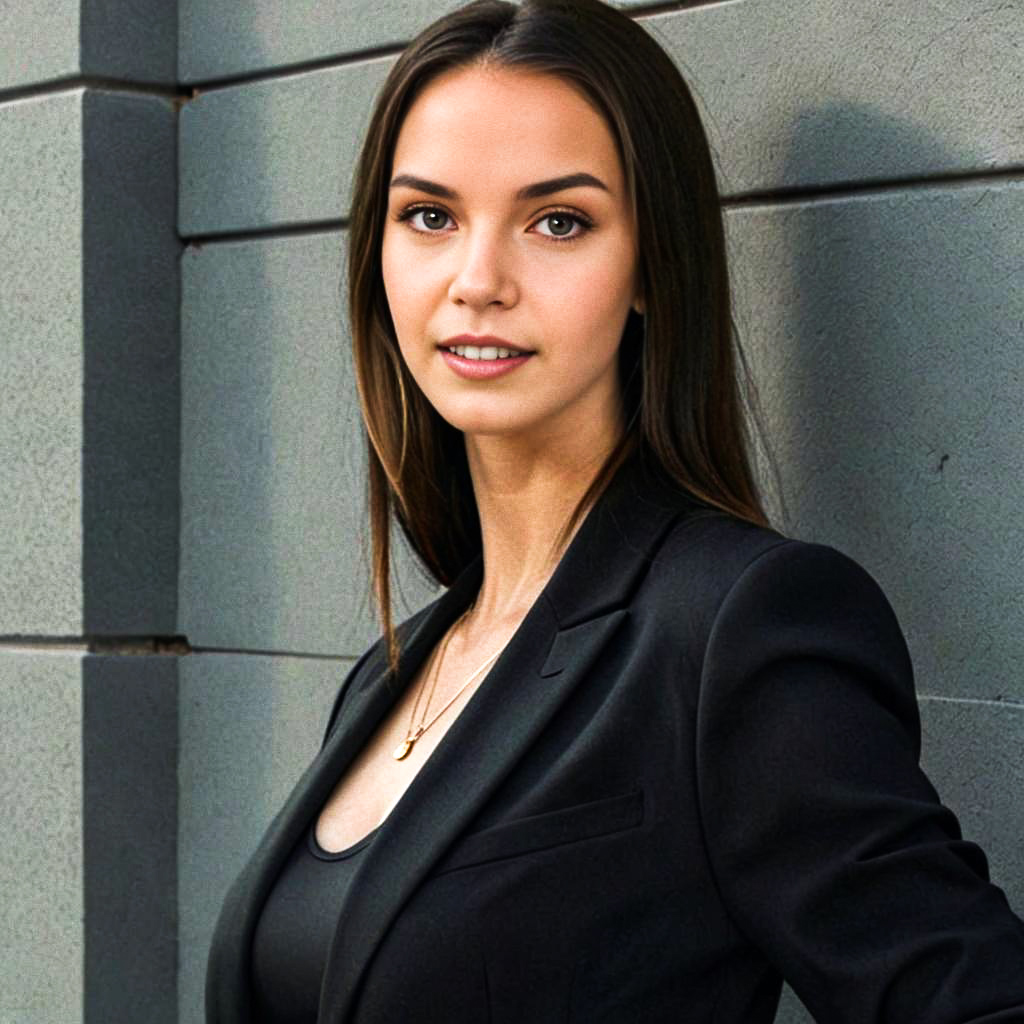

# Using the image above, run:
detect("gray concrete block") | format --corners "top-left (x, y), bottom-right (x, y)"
top-left (179, 56), bottom-right (392, 236)
top-left (179, 0), bottom-right (1024, 235)
top-left (179, 231), bottom-right (437, 655)
top-left (0, 0), bottom-right (80, 91)
top-left (176, 0), bottom-right (753, 84)
top-left (645, 0), bottom-right (1024, 195)
top-left (0, 651), bottom-right (177, 1023)
top-left (0, 0), bottom-right (176, 91)
top-left (82, 655), bottom-right (177, 1024)
top-left (80, 0), bottom-right (177, 85)
top-left (179, 0), bottom-right (649, 83)
top-left (81, 91), bottom-right (180, 636)
top-left (775, 986), bottom-right (814, 1024)
top-left (0, 651), bottom-right (84, 1023)
top-left (919, 697), bottom-right (1024, 920)
top-left (726, 180), bottom-right (1024, 702)
top-left (0, 92), bottom-right (86, 635)
top-left (0, 90), bottom-right (180, 637)
top-left (177, 653), bottom-right (352, 1024)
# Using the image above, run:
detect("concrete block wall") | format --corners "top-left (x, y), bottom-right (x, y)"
top-left (0, 654), bottom-right (177, 1022)
top-left (0, 0), bottom-right (177, 92)
top-left (2, 1), bottom-right (1021, 1021)
top-left (1, 2), bottom-right (180, 1021)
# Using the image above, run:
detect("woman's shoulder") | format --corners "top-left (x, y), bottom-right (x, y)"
top-left (654, 505), bottom-right (789, 581)
top-left (645, 506), bottom-right (906, 649)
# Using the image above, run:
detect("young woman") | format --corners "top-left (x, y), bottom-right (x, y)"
top-left (206, 1), bottom-right (1024, 1021)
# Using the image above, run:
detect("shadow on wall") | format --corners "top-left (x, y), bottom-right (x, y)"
top-left (768, 101), bottom-right (1024, 704)
top-left (757, 103), bottom-right (1024, 1024)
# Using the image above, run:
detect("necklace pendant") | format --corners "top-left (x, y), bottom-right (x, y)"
top-left (393, 726), bottom-right (425, 761)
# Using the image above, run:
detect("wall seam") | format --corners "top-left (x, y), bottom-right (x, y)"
top-left (723, 166), bottom-right (1024, 210)
top-left (181, 45), bottom-right (403, 92)
top-left (633, 0), bottom-right (742, 16)
top-left (0, 638), bottom-right (190, 652)
top-left (189, 646), bottom-right (356, 661)
top-left (919, 694), bottom-right (1024, 709)
top-left (0, 76), bottom-right (186, 106)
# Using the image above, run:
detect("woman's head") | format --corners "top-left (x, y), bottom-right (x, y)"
top-left (348, 0), bottom-right (767, 656)
top-left (381, 63), bottom-right (642, 452)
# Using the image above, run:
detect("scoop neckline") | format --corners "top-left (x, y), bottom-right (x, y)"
top-left (307, 820), bottom-right (381, 862)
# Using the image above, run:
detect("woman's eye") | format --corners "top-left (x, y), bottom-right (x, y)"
top-left (405, 207), bottom-right (452, 232)
top-left (534, 212), bottom-right (588, 240)
top-left (398, 205), bottom-right (590, 242)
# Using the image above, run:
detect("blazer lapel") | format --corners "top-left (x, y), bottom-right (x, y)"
top-left (319, 453), bottom-right (697, 1022)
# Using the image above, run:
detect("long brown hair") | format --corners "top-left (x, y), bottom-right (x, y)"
top-left (347, 0), bottom-right (769, 669)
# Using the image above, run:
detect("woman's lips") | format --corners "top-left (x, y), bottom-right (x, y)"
top-left (439, 347), bottom-right (533, 380)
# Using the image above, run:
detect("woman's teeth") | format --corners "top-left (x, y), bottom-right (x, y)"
top-left (448, 345), bottom-right (523, 360)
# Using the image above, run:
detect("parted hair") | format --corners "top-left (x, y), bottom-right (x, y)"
top-left (347, 0), bottom-right (768, 670)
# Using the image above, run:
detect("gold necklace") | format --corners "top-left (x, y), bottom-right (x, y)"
top-left (392, 607), bottom-right (503, 761)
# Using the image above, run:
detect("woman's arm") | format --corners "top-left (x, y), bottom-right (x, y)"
top-left (696, 540), bottom-right (1024, 1023)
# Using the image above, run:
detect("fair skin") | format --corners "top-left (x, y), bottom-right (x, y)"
top-left (317, 63), bottom-right (642, 851)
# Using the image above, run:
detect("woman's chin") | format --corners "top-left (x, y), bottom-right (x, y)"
top-left (431, 402), bottom-right (541, 440)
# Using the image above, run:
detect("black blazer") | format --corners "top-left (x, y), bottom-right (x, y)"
top-left (207, 455), bottom-right (1024, 1023)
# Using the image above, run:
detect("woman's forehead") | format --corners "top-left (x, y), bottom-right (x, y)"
top-left (390, 65), bottom-right (624, 199)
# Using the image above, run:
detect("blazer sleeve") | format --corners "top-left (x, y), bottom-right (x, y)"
top-left (695, 539), bottom-right (1024, 1024)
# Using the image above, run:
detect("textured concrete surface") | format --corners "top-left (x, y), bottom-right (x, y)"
top-left (0, 0), bottom-right (176, 90)
top-left (179, 231), bottom-right (437, 656)
top-left (919, 696), bottom-right (1024, 919)
top-left (646, 0), bottom-right (1024, 196)
top-left (0, 653), bottom-right (178, 1022)
top-left (0, 92), bottom-right (86, 635)
top-left (177, 653), bottom-right (352, 1024)
top-left (82, 655), bottom-right (178, 1023)
top-left (178, 0), bottom-right (656, 83)
top-left (179, 56), bottom-right (392, 236)
top-left (0, 0), bottom-right (80, 91)
top-left (179, 0), bottom-right (1024, 235)
top-left (80, 0), bottom-right (177, 85)
top-left (0, 652), bottom-right (83, 1023)
top-left (726, 180), bottom-right (1024, 703)
top-left (775, 985), bottom-right (815, 1024)
top-left (81, 91), bottom-right (180, 636)
top-left (0, 89), bottom-right (179, 638)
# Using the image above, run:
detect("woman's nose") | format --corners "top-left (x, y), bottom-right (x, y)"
top-left (447, 232), bottom-right (518, 310)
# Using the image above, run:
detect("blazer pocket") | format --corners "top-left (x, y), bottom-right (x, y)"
top-left (433, 790), bottom-right (645, 875)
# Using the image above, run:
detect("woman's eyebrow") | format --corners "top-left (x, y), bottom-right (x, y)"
top-left (389, 172), bottom-right (610, 201)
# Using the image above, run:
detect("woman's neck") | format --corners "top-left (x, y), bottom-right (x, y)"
top-left (462, 428), bottom-right (618, 638)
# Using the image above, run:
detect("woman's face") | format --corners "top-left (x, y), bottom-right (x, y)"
top-left (381, 64), bottom-right (642, 450)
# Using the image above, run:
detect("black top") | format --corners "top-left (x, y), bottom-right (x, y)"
top-left (251, 823), bottom-right (379, 1023)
